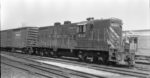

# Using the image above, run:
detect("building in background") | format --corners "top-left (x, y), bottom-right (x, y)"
top-left (123, 29), bottom-right (150, 58)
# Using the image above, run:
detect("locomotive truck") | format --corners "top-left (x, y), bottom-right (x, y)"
top-left (0, 18), bottom-right (135, 66)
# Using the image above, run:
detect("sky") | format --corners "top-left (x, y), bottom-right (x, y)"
top-left (1, 0), bottom-right (150, 30)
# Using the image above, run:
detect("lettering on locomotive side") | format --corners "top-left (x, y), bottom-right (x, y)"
top-left (15, 31), bottom-right (21, 37)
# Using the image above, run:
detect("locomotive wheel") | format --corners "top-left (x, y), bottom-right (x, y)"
top-left (84, 56), bottom-right (88, 62)
top-left (78, 53), bottom-right (84, 61)
top-left (35, 50), bottom-right (38, 55)
top-left (50, 51), bottom-right (55, 57)
top-left (28, 50), bottom-right (33, 55)
top-left (98, 56), bottom-right (106, 64)
top-left (93, 57), bottom-right (99, 63)
top-left (85, 56), bottom-right (94, 63)
top-left (45, 51), bottom-right (48, 56)
top-left (43, 51), bottom-right (46, 56)
top-left (22, 49), bottom-right (26, 54)
top-left (28, 48), bottom-right (34, 55)
top-left (40, 52), bottom-right (44, 56)
top-left (56, 52), bottom-right (61, 58)
top-left (47, 51), bottom-right (52, 57)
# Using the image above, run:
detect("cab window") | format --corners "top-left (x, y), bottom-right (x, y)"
top-left (77, 25), bottom-right (86, 33)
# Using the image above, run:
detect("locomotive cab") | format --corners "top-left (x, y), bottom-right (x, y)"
top-left (75, 18), bottom-right (135, 66)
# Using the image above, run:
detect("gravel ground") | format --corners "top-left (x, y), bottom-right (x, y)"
top-left (1, 63), bottom-right (48, 78)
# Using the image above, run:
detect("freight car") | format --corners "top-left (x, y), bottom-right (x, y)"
top-left (0, 27), bottom-right (38, 53)
top-left (35, 18), bottom-right (134, 65)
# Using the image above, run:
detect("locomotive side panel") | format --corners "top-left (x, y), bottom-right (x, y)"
top-left (93, 20), bottom-right (110, 51)
top-left (38, 25), bottom-right (78, 49)
top-left (75, 20), bottom-right (109, 51)
top-left (38, 21), bottom-right (111, 51)
top-left (38, 26), bottom-right (52, 47)
top-left (53, 25), bottom-right (77, 49)
top-left (38, 26), bottom-right (61, 48)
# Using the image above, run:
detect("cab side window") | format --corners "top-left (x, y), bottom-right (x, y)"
top-left (77, 25), bottom-right (86, 33)
top-left (79, 25), bottom-right (84, 33)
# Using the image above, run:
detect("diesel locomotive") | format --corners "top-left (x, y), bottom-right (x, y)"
top-left (0, 18), bottom-right (135, 66)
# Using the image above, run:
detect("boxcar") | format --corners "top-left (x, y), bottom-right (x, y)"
top-left (0, 30), bottom-right (13, 51)
top-left (0, 27), bottom-right (38, 53)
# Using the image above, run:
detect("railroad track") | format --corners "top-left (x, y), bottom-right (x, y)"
top-left (21, 57), bottom-right (150, 78)
top-left (2, 51), bottom-right (150, 78)
top-left (1, 63), bottom-right (53, 78)
top-left (1, 57), bottom-right (68, 78)
top-left (1, 53), bottom-right (113, 78)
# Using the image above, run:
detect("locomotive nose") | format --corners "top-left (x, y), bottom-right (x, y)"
top-left (107, 26), bottom-right (121, 49)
